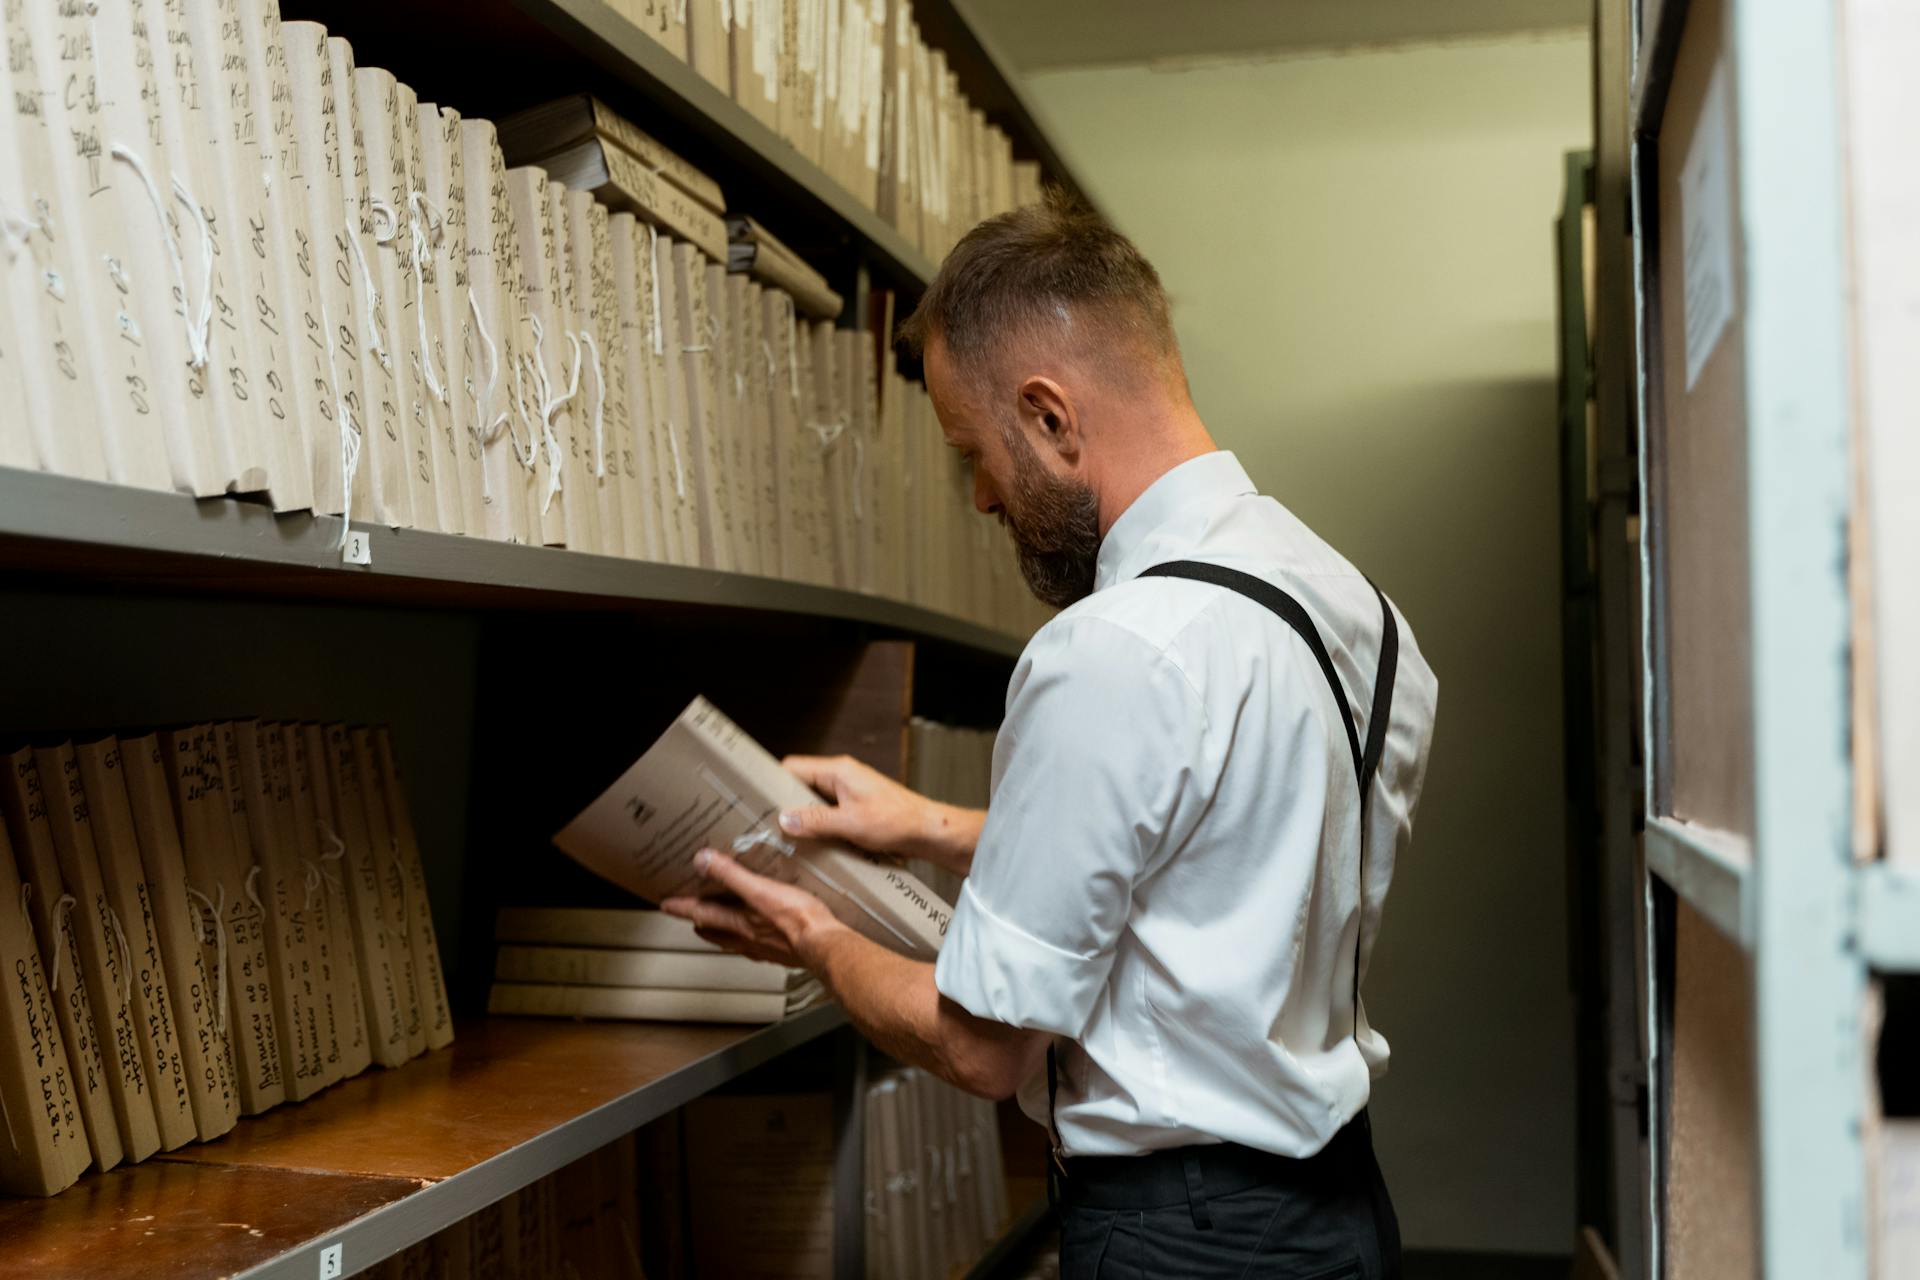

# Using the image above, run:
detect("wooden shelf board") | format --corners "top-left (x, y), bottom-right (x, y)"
top-left (0, 1162), bottom-right (422, 1280)
top-left (0, 468), bottom-right (1027, 661)
top-left (0, 1008), bottom-right (848, 1280)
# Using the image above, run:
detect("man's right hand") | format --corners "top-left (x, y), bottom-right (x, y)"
top-left (779, 754), bottom-right (985, 877)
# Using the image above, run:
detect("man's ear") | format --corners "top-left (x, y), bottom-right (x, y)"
top-left (1017, 375), bottom-right (1078, 461)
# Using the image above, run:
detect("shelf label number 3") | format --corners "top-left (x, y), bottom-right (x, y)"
top-left (341, 531), bottom-right (372, 567)
top-left (318, 1243), bottom-right (343, 1279)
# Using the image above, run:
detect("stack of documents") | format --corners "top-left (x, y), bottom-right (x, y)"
top-left (489, 907), bottom-right (826, 1024)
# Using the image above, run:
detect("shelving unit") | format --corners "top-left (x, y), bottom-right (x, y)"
top-left (0, 0), bottom-right (1072, 1273)
top-left (1585, 0), bottom-right (1920, 1273)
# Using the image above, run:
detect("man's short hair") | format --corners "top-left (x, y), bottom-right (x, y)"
top-left (897, 187), bottom-right (1180, 388)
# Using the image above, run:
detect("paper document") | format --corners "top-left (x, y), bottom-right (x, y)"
top-left (1681, 57), bottom-right (1736, 390)
top-left (554, 697), bottom-right (951, 959)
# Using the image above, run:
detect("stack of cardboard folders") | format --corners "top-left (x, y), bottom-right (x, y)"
top-left (0, 0), bottom-right (1050, 641)
top-left (901, 716), bottom-right (995, 908)
top-left (0, 723), bottom-right (453, 1198)
top-left (604, 0), bottom-right (1048, 260)
top-left (489, 907), bottom-right (824, 1024)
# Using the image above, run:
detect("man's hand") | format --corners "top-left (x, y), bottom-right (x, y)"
top-left (664, 850), bottom-right (1045, 1102)
top-left (780, 754), bottom-right (984, 876)
top-left (660, 849), bottom-right (851, 970)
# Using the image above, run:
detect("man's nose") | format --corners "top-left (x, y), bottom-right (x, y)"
top-left (973, 469), bottom-right (1000, 515)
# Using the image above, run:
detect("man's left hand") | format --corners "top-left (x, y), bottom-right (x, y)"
top-left (660, 849), bottom-right (847, 971)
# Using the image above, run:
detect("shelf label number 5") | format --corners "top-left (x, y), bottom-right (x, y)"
top-left (318, 1243), bottom-right (343, 1279)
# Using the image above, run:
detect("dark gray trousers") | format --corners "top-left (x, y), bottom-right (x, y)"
top-left (1056, 1113), bottom-right (1401, 1280)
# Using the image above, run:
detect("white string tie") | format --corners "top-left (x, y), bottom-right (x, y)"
top-left (170, 177), bottom-right (216, 369)
top-left (0, 205), bottom-right (42, 261)
top-left (680, 343), bottom-right (710, 354)
top-left (406, 192), bottom-right (450, 406)
top-left (734, 371), bottom-right (745, 400)
top-left (665, 419), bottom-right (686, 499)
top-left (109, 143), bottom-right (207, 369)
top-left (508, 356), bottom-right (539, 468)
top-left (760, 340), bottom-right (777, 379)
top-left (524, 327), bottom-right (558, 510)
top-left (106, 905), bottom-right (134, 1008)
top-left (580, 329), bottom-right (607, 477)
top-left (647, 224), bottom-right (664, 356)
top-left (48, 895), bottom-right (77, 993)
top-left (316, 823), bottom-right (349, 895)
top-left (805, 418), bottom-right (847, 450)
top-left (731, 825), bottom-right (797, 859)
top-left (467, 287), bottom-right (510, 498)
top-left (784, 298), bottom-right (801, 401)
top-left (529, 316), bottom-right (579, 512)
top-left (300, 857), bottom-right (324, 912)
top-left (850, 434), bottom-right (865, 518)
top-left (344, 210), bottom-right (389, 370)
top-left (184, 884), bottom-right (229, 1035)
top-left (926, 1146), bottom-right (945, 1213)
top-left (244, 864), bottom-right (267, 917)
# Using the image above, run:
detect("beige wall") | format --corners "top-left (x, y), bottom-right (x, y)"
top-left (1025, 32), bottom-right (1590, 1256)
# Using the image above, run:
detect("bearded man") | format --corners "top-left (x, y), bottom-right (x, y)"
top-left (664, 191), bottom-right (1439, 1280)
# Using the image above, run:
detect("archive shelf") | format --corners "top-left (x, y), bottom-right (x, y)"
top-left (1595, 0), bottom-right (1914, 1272)
top-left (0, 468), bottom-right (1028, 662)
top-left (278, 0), bottom-right (1098, 300)
top-left (2, 0), bottom-right (1061, 1267)
top-left (0, 1008), bottom-right (848, 1280)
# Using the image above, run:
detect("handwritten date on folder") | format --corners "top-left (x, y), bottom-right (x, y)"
top-left (553, 697), bottom-right (951, 960)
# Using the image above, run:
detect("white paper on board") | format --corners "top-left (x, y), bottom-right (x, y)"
top-left (1681, 58), bottom-right (1736, 390)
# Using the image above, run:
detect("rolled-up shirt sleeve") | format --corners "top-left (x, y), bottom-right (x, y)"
top-left (934, 612), bottom-right (1207, 1039)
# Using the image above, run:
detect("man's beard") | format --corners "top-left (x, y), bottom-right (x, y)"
top-left (997, 423), bottom-right (1101, 609)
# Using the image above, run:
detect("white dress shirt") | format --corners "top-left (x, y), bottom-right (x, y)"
top-left (933, 451), bottom-right (1438, 1159)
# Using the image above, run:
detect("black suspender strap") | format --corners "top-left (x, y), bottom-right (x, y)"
top-left (1141, 561), bottom-right (1399, 1025)
top-left (1045, 562), bottom-right (1399, 1186)
top-left (1142, 562), bottom-right (1369, 788)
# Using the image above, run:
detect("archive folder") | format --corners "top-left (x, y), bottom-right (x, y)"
top-left (553, 697), bottom-right (951, 959)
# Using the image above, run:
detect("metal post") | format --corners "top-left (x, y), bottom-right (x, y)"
top-left (1592, 1), bottom-right (1652, 1272)
top-left (832, 1027), bottom-right (870, 1280)
top-left (1733, 0), bottom-right (1869, 1272)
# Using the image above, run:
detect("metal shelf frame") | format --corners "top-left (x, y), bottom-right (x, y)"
top-left (0, 469), bottom-right (1028, 661)
top-left (1641, 817), bottom-right (1750, 949)
top-left (1857, 864), bottom-right (1920, 975)
top-left (1620, 0), bottom-right (1880, 1274)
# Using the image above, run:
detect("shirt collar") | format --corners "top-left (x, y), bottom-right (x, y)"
top-left (1093, 451), bottom-right (1258, 591)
